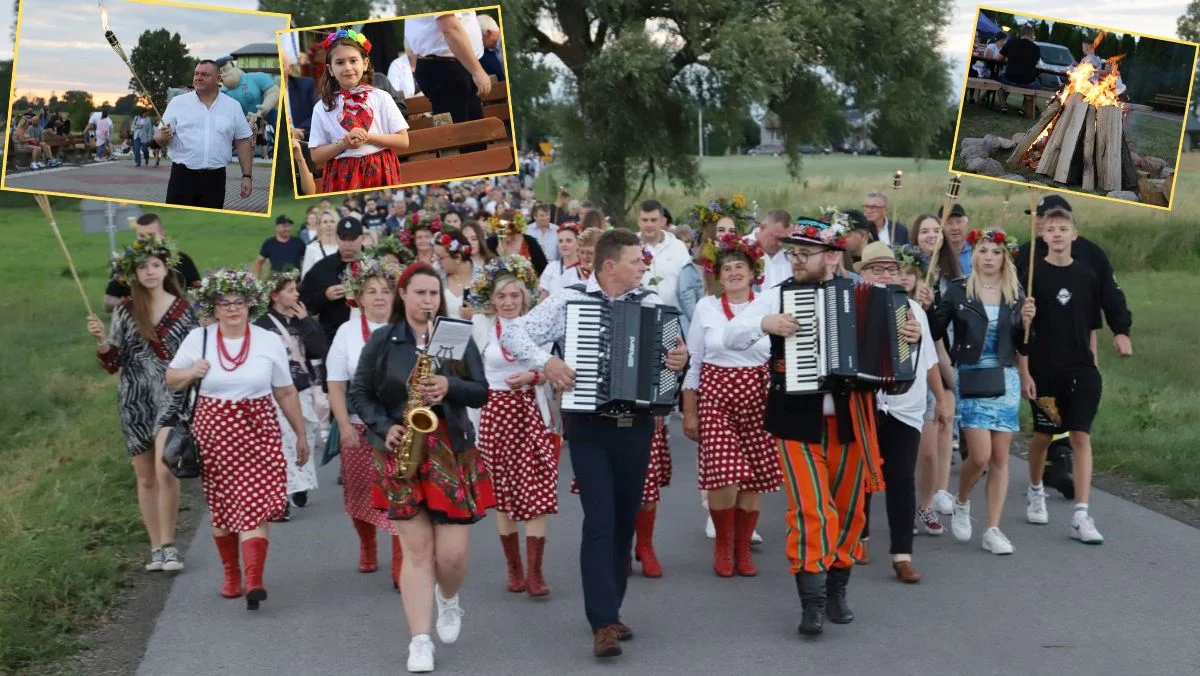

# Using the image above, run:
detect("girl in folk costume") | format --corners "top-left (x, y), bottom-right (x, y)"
top-left (681, 231), bottom-right (780, 578)
top-left (165, 269), bottom-right (309, 610)
top-left (461, 221), bottom-right (495, 271)
top-left (930, 230), bottom-right (1036, 555)
top-left (302, 210), bottom-right (340, 278)
top-left (88, 237), bottom-right (198, 573)
top-left (467, 256), bottom-right (560, 596)
top-left (433, 229), bottom-right (475, 320)
top-left (326, 258), bottom-right (404, 585)
top-left (487, 209), bottom-right (548, 276)
top-left (309, 29), bottom-right (410, 193)
top-left (253, 270), bottom-right (328, 516)
top-left (349, 264), bottom-right (494, 673)
top-left (402, 213), bottom-right (442, 269)
top-left (537, 222), bottom-right (583, 300)
top-left (367, 234), bottom-right (417, 272)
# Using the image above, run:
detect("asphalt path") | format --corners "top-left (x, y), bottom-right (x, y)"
top-left (137, 418), bottom-right (1200, 676)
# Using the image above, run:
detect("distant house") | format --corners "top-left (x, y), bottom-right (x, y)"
top-left (231, 43), bottom-right (281, 79)
top-left (756, 112), bottom-right (784, 153)
top-left (840, 108), bottom-right (879, 154)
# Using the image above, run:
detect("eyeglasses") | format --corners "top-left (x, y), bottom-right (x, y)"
top-left (784, 250), bottom-right (813, 263)
top-left (215, 298), bottom-right (249, 309)
top-left (862, 264), bottom-right (901, 275)
top-left (862, 204), bottom-right (886, 210)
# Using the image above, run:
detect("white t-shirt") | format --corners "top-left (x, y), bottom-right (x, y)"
top-left (302, 240), bottom-right (336, 279)
top-left (161, 91), bottom-right (254, 170)
top-left (538, 260), bottom-right (581, 297)
top-left (682, 295), bottom-right (770, 391)
top-left (308, 88), bottom-right (409, 159)
top-left (876, 299), bottom-right (938, 432)
top-left (170, 325), bottom-right (292, 400)
top-left (525, 222), bottom-right (559, 262)
top-left (326, 316), bottom-right (390, 424)
top-left (405, 12), bottom-right (484, 59)
top-left (483, 317), bottom-right (533, 390)
top-left (387, 56), bottom-right (417, 99)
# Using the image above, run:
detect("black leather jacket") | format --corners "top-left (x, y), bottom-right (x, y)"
top-left (349, 321), bottom-right (488, 456)
top-left (930, 278), bottom-right (1029, 367)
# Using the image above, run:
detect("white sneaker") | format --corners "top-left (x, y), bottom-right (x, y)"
top-left (1071, 513), bottom-right (1104, 544)
top-left (705, 514), bottom-right (715, 539)
top-left (933, 490), bottom-right (955, 516)
top-left (406, 634), bottom-right (435, 673)
top-left (160, 545), bottom-right (184, 571)
top-left (1026, 488), bottom-right (1049, 524)
top-left (144, 548), bottom-right (164, 571)
top-left (434, 585), bottom-right (463, 644)
top-left (981, 527), bottom-right (1015, 555)
top-left (951, 500), bottom-right (972, 542)
top-left (751, 529), bottom-right (763, 545)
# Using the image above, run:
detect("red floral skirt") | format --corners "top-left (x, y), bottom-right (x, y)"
top-left (192, 396), bottom-right (286, 532)
top-left (478, 389), bottom-right (561, 521)
top-left (322, 149), bottom-right (403, 193)
top-left (697, 363), bottom-right (781, 493)
top-left (570, 415), bottom-right (671, 503)
top-left (375, 421), bottom-right (496, 525)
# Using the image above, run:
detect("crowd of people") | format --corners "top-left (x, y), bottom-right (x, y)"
top-left (88, 171), bottom-right (1132, 672)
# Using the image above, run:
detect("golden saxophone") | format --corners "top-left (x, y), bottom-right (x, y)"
top-left (394, 312), bottom-right (439, 480)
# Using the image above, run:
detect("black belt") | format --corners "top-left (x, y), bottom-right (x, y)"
top-left (417, 55), bottom-right (458, 62)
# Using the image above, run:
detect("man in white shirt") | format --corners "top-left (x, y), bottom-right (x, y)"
top-left (405, 11), bottom-right (492, 153)
top-left (155, 59), bottom-right (255, 209)
top-left (526, 203), bottom-right (559, 261)
top-left (636, 199), bottom-right (690, 309)
top-left (744, 209), bottom-right (792, 292)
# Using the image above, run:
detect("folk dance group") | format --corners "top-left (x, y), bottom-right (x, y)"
top-left (88, 188), bottom-right (1115, 672)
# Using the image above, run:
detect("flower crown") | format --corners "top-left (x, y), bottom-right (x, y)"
top-left (190, 267), bottom-right (269, 320)
top-left (341, 256), bottom-right (402, 303)
top-left (488, 209), bottom-right (527, 237)
top-left (466, 254), bottom-right (540, 315)
top-left (790, 215), bottom-right (848, 250)
top-left (558, 222), bottom-right (582, 237)
top-left (399, 213), bottom-right (443, 249)
top-left (698, 232), bottom-right (766, 284)
top-left (966, 228), bottom-right (1019, 256)
top-left (111, 235), bottom-right (181, 286)
top-left (892, 244), bottom-right (929, 276)
top-left (267, 266), bottom-right (301, 291)
top-left (687, 193), bottom-right (757, 233)
top-left (435, 232), bottom-right (472, 257)
top-left (367, 235), bottom-right (416, 265)
top-left (322, 29), bottom-right (372, 53)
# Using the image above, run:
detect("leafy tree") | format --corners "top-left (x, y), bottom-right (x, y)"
top-left (62, 90), bottom-right (95, 132)
top-left (112, 93), bottom-right (140, 115)
top-left (128, 29), bottom-right (197, 115)
top-left (258, 0), bottom-right (376, 27)
top-left (1179, 0), bottom-right (1200, 113)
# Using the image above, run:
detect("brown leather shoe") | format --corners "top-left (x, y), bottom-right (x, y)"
top-left (856, 538), bottom-right (871, 565)
top-left (614, 621), bottom-right (633, 641)
top-left (593, 625), bottom-right (623, 657)
top-left (892, 560), bottom-right (922, 583)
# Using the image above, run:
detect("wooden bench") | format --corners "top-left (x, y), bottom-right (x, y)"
top-left (396, 117), bottom-right (515, 183)
top-left (1152, 93), bottom-right (1188, 112)
top-left (966, 77), bottom-right (1055, 119)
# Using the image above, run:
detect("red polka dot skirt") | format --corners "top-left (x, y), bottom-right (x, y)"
top-left (478, 389), bottom-right (561, 522)
top-left (192, 396), bottom-right (287, 533)
top-left (346, 424), bottom-right (399, 535)
top-left (569, 415), bottom-right (671, 503)
top-left (696, 363), bottom-right (781, 493)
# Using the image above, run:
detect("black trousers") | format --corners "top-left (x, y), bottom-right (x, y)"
top-left (414, 57), bottom-right (485, 153)
top-left (166, 163), bottom-right (227, 209)
top-left (565, 413), bottom-right (653, 632)
top-left (862, 412), bottom-right (922, 555)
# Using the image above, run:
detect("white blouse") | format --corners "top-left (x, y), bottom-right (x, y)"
top-left (308, 88), bottom-right (409, 159)
top-left (538, 260), bottom-right (582, 298)
top-left (682, 295), bottom-right (770, 391)
top-left (477, 315), bottom-right (553, 427)
top-left (326, 316), bottom-right (389, 423)
top-left (170, 325), bottom-right (292, 400)
top-left (301, 240), bottom-right (336, 279)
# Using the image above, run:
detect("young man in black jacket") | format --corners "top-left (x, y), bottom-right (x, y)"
top-left (300, 217), bottom-right (367, 344)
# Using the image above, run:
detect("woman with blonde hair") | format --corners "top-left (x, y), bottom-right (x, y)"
top-left (302, 210), bottom-right (341, 277)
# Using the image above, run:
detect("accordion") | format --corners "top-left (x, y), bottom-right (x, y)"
top-left (779, 278), bottom-right (915, 395)
top-left (561, 298), bottom-right (683, 415)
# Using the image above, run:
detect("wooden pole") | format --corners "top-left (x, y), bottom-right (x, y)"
top-left (1023, 188), bottom-right (1037, 343)
top-left (35, 194), bottom-right (95, 316)
top-left (925, 174), bottom-right (963, 287)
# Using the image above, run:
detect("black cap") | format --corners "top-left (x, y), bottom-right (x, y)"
top-left (337, 216), bottom-right (363, 239)
top-left (936, 204), bottom-right (967, 219)
top-left (274, 214), bottom-right (294, 225)
top-left (844, 209), bottom-right (873, 233)
top-left (1026, 194), bottom-right (1073, 216)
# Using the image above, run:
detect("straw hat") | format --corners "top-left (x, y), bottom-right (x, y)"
top-left (853, 241), bottom-right (899, 273)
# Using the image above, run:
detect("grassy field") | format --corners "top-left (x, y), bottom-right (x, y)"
top-left (2, 154), bottom-right (1199, 671)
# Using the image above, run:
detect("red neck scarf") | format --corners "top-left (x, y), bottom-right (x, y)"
top-left (339, 85), bottom-right (375, 133)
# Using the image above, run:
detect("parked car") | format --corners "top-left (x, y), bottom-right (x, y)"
top-left (1034, 41), bottom-right (1075, 90)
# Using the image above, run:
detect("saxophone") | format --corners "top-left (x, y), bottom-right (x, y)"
top-left (393, 312), bottom-right (439, 480)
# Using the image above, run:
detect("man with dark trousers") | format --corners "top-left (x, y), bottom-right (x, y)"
top-left (300, 217), bottom-right (366, 344)
top-left (501, 229), bottom-right (689, 659)
top-left (405, 10), bottom-right (492, 153)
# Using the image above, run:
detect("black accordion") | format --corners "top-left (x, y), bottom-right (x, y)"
top-left (561, 298), bottom-right (683, 415)
top-left (779, 278), bottom-right (915, 395)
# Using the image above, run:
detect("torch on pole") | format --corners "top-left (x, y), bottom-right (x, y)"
top-left (101, 3), bottom-right (164, 120)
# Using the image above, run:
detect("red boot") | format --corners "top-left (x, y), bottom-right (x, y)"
top-left (391, 535), bottom-right (403, 592)
top-left (709, 507), bottom-right (736, 577)
top-left (241, 537), bottom-right (269, 610)
top-left (352, 519), bottom-right (378, 573)
top-left (526, 536), bottom-right (550, 597)
top-left (213, 534), bottom-right (242, 598)
top-left (634, 507), bottom-right (662, 578)
top-left (500, 532), bottom-right (527, 592)
top-left (734, 509), bottom-right (759, 576)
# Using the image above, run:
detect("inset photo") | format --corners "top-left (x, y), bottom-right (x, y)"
top-left (951, 7), bottom-right (1198, 210)
top-left (2, 0), bottom-right (289, 215)
top-left (277, 6), bottom-right (517, 199)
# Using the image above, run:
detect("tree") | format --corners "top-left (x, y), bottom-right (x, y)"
top-left (62, 90), bottom-right (94, 132)
top-left (113, 93), bottom-right (140, 115)
top-left (258, 0), bottom-right (376, 27)
top-left (128, 29), bottom-right (196, 116)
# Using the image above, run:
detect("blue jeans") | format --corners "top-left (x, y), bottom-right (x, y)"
top-left (133, 138), bottom-right (149, 166)
top-left (998, 74), bottom-right (1041, 89)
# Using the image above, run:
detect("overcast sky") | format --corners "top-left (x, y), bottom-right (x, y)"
top-left (3, 0), bottom-right (1190, 105)
top-left (7, 0), bottom-right (288, 104)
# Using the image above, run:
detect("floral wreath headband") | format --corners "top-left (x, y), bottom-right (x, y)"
top-left (341, 256), bottom-right (402, 304)
top-left (400, 213), bottom-right (443, 250)
top-left (688, 193), bottom-right (757, 234)
top-left (111, 235), bottom-right (181, 286)
top-left (322, 29), bottom-right (372, 53)
top-left (367, 235), bottom-right (416, 265)
top-left (268, 267), bottom-right (301, 291)
top-left (966, 228), bottom-right (1020, 256)
top-left (488, 209), bottom-right (528, 237)
top-left (698, 232), bottom-right (766, 284)
top-left (891, 244), bottom-right (929, 276)
top-left (434, 232), bottom-right (473, 258)
top-left (788, 215), bottom-right (848, 250)
top-left (190, 268), bottom-right (270, 320)
top-left (466, 254), bottom-right (540, 315)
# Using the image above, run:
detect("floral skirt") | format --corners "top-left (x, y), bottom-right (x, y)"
top-left (375, 421), bottom-right (496, 525)
top-left (193, 396), bottom-right (286, 532)
top-left (478, 389), bottom-right (560, 521)
top-left (697, 363), bottom-right (781, 493)
top-left (570, 415), bottom-right (671, 503)
top-left (276, 389), bottom-right (320, 494)
top-left (322, 149), bottom-right (402, 193)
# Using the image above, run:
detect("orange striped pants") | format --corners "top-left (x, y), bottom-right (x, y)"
top-left (778, 414), bottom-right (877, 575)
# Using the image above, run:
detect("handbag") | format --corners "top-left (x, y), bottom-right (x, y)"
top-left (958, 367), bottom-right (1006, 399)
top-left (162, 327), bottom-right (207, 479)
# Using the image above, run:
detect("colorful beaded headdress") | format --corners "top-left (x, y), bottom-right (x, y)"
top-left (966, 228), bottom-right (1019, 256)
top-left (111, 236), bottom-right (181, 286)
top-left (322, 29), bottom-right (372, 53)
top-left (190, 268), bottom-right (270, 320)
top-left (466, 254), bottom-right (540, 315)
top-left (698, 232), bottom-right (766, 284)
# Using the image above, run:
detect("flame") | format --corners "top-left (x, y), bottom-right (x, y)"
top-left (1057, 56), bottom-right (1124, 108)
top-left (100, 3), bottom-right (109, 32)
top-left (1091, 30), bottom-right (1106, 51)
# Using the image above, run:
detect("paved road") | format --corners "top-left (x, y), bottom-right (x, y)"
top-left (3, 159), bottom-right (273, 214)
top-left (137, 419), bottom-right (1200, 675)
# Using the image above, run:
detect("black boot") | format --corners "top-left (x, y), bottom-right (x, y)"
top-left (794, 572), bottom-right (826, 636)
top-left (825, 566), bottom-right (854, 624)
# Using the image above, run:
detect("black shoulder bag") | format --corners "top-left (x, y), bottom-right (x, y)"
top-left (162, 327), bottom-right (207, 479)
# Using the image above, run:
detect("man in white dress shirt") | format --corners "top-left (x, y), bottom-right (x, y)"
top-left (155, 60), bottom-right (255, 209)
top-left (526, 203), bottom-right (559, 261)
top-left (745, 209), bottom-right (793, 292)
top-left (405, 11), bottom-right (492, 153)
top-left (636, 199), bottom-right (690, 309)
